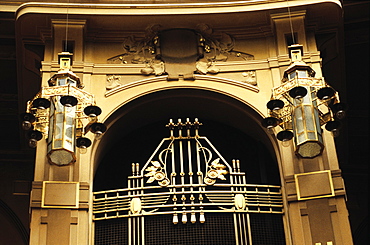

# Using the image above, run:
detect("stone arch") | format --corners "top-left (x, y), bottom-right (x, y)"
top-left (92, 88), bottom-right (282, 191)
top-left (0, 199), bottom-right (29, 245)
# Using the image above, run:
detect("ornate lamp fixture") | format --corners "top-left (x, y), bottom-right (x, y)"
top-left (21, 52), bottom-right (106, 165)
top-left (262, 45), bottom-right (346, 158)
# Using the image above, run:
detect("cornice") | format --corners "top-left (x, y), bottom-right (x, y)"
top-left (15, 0), bottom-right (342, 19)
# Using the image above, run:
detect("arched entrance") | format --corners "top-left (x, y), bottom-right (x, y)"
top-left (92, 88), bottom-right (286, 244)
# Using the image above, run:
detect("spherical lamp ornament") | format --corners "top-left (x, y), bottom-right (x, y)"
top-left (317, 87), bottom-right (335, 100)
top-left (267, 99), bottom-right (285, 110)
top-left (261, 117), bottom-right (280, 129)
top-left (60, 95), bottom-right (78, 107)
top-left (28, 130), bottom-right (43, 141)
top-left (84, 105), bottom-right (102, 117)
top-left (90, 122), bottom-right (107, 135)
top-left (28, 130), bottom-right (43, 147)
top-left (277, 130), bottom-right (294, 141)
top-left (32, 98), bottom-right (51, 109)
top-left (20, 113), bottom-right (36, 130)
top-left (289, 86), bottom-right (307, 99)
top-left (325, 120), bottom-right (341, 132)
top-left (76, 137), bottom-right (92, 148)
top-left (331, 102), bottom-right (347, 120)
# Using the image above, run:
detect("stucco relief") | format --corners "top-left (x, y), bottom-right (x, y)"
top-left (105, 24), bottom-right (257, 89)
top-left (241, 71), bottom-right (257, 86)
top-left (106, 75), bottom-right (121, 90)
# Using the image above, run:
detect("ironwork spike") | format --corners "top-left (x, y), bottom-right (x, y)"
top-left (193, 118), bottom-right (202, 137)
top-left (177, 118), bottom-right (184, 137)
top-left (185, 118), bottom-right (192, 137)
top-left (166, 119), bottom-right (175, 138)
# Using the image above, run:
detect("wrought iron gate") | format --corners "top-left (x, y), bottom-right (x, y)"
top-left (93, 118), bottom-right (285, 245)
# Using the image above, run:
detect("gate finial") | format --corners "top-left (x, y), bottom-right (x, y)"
top-left (166, 118), bottom-right (203, 138)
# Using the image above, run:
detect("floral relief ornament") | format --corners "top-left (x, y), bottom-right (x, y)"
top-left (106, 75), bottom-right (121, 90)
top-left (204, 158), bottom-right (228, 185)
top-left (145, 160), bottom-right (170, 187)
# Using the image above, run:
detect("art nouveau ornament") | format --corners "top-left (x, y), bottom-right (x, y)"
top-left (262, 45), bottom-right (346, 158)
top-left (21, 52), bottom-right (107, 165)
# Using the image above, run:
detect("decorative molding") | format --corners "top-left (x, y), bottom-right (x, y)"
top-left (41, 181), bottom-right (80, 208)
top-left (104, 74), bottom-right (259, 97)
top-left (295, 170), bottom-right (335, 201)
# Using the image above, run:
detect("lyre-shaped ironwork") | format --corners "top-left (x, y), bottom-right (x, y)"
top-left (93, 118), bottom-right (284, 244)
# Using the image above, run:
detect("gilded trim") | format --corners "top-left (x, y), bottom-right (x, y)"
top-left (41, 181), bottom-right (80, 208)
top-left (295, 170), bottom-right (335, 201)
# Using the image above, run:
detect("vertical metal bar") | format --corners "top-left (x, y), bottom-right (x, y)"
top-left (179, 138), bottom-right (187, 222)
top-left (195, 140), bottom-right (204, 217)
top-left (188, 139), bottom-right (195, 219)
top-left (241, 213), bottom-right (248, 244)
top-left (188, 139), bottom-right (193, 185)
top-left (130, 166), bottom-right (135, 245)
top-left (171, 140), bottom-right (176, 185)
top-left (246, 213), bottom-right (253, 245)
top-left (141, 216), bottom-right (145, 245)
top-left (128, 217), bottom-right (132, 245)
top-left (233, 213), bottom-right (240, 245)
top-left (238, 213), bottom-right (244, 245)
top-left (196, 140), bottom-right (202, 184)
top-left (179, 139), bottom-right (184, 186)
top-left (137, 217), bottom-right (140, 245)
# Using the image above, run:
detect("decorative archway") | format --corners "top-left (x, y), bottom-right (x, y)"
top-left (93, 88), bottom-right (281, 186)
top-left (92, 88), bottom-right (286, 244)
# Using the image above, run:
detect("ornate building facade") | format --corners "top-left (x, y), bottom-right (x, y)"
top-left (0, 0), bottom-right (368, 244)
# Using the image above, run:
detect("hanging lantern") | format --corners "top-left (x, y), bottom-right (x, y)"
top-left (261, 44), bottom-right (346, 158)
top-left (47, 96), bottom-right (77, 165)
top-left (46, 52), bottom-right (79, 165)
top-left (288, 81), bottom-right (323, 158)
top-left (21, 52), bottom-right (107, 165)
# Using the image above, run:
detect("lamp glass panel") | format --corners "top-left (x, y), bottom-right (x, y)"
top-left (294, 107), bottom-right (304, 134)
top-left (297, 70), bottom-right (307, 78)
top-left (67, 78), bottom-right (77, 86)
top-left (66, 115), bottom-right (74, 128)
top-left (307, 132), bottom-right (317, 140)
top-left (64, 138), bottom-right (73, 151)
top-left (48, 94), bottom-right (76, 156)
top-left (48, 111), bottom-right (54, 144)
top-left (289, 72), bottom-right (296, 79)
top-left (301, 94), bottom-right (311, 104)
top-left (54, 140), bottom-right (62, 148)
top-left (58, 78), bottom-right (67, 86)
top-left (298, 134), bottom-right (306, 144)
top-left (55, 125), bottom-right (62, 140)
top-left (304, 105), bottom-right (315, 131)
top-left (55, 114), bottom-right (63, 139)
top-left (66, 125), bottom-right (73, 139)
top-left (314, 108), bottom-right (321, 129)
